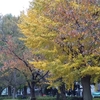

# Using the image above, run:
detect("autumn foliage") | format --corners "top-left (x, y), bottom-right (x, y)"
top-left (19, 0), bottom-right (100, 100)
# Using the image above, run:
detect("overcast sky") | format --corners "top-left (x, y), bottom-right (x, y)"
top-left (0, 0), bottom-right (32, 16)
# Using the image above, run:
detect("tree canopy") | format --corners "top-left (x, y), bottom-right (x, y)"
top-left (19, 0), bottom-right (100, 87)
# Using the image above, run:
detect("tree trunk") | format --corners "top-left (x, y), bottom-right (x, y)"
top-left (12, 87), bottom-right (17, 99)
top-left (0, 87), bottom-right (4, 96)
top-left (56, 91), bottom-right (60, 100)
top-left (81, 76), bottom-right (92, 100)
top-left (23, 86), bottom-right (27, 98)
top-left (30, 88), bottom-right (36, 100)
top-left (30, 82), bottom-right (36, 100)
top-left (8, 86), bottom-right (12, 96)
top-left (60, 84), bottom-right (66, 100)
top-left (40, 87), bottom-right (43, 96)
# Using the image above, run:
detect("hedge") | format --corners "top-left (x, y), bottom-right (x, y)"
top-left (37, 96), bottom-right (83, 100)
top-left (2, 96), bottom-right (100, 100)
top-left (37, 96), bottom-right (56, 100)
top-left (66, 96), bottom-right (83, 100)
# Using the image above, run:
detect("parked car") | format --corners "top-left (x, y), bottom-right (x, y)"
top-left (1, 88), bottom-right (8, 95)
top-left (92, 92), bottom-right (100, 98)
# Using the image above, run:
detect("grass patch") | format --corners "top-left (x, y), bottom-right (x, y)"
top-left (1, 97), bottom-right (100, 100)
top-left (94, 98), bottom-right (100, 100)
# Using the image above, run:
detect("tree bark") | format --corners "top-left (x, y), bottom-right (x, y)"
top-left (12, 87), bottom-right (17, 99)
top-left (0, 87), bottom-right (4, 96)
top-left (40, 87), bottom-right (43, 96)
top-left (56, 92), bottom-right (60, 100)
top-left (29, 73), bottom-right (36, 100)
top-left (23, 86), bottom-right (27, 97)
top-left (81, 76), bottom-right (92, 100)
top-left (30, 81), bottom-right (36, 100)
top-left (8, 86), bottom-right (12, 96)
top-left (60, 84), bottom-right (66, 100)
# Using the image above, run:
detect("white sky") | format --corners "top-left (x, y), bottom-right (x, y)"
top-left (0, 0), bottom-right (32, 16)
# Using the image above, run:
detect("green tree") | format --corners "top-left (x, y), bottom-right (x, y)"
top-left (0, 14), bottom-right (48, 100)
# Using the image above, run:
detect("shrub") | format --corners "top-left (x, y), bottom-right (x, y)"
top-left (0, 96), bottom-right (12, 100)
top-left (66, 96), bottom-right (83, 100)
top-left (37, 96), bottom-right (56, 100)
top-left (36, 96), bottom-right (83, 100)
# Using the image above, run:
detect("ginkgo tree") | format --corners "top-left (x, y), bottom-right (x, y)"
top-left (19, 0), bottom-right (100, 100)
